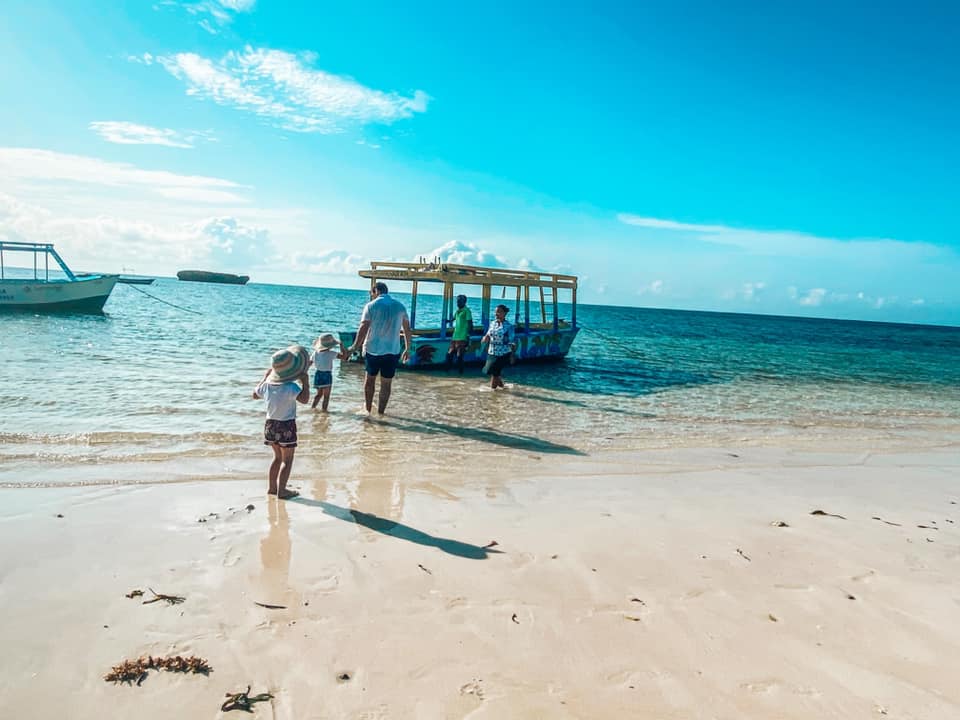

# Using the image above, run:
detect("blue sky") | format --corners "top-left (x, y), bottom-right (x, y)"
top-left (1, 0), bottom-right (958, 324)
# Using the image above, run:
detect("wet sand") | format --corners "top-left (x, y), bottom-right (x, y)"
top-left (1, 444), bottom-right (959, 719)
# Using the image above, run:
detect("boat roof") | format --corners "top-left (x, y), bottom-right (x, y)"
top-left (0, 241), bottom-right (57, 253)
top-left (359, 261), bottom-right (577, 289)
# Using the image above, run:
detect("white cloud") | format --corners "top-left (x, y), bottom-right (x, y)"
top-left (798, 288), bottom-right (827, 306)
top-left (161, 0), bottom-right (256, 33)
top-left (617, 214), bottom-right (728, 233)
top-left (419, 240), bottom-right (508, 268)
top-left (617, 212), bottom-right (947, 262)
top-left (222, 0), bottom-right (255, 9)
top-left (637, 279), bottom-right (664, 296)
top-left (291, 249), bottom-right (367, 275)
top-left (0, 148), bottom-right (245, 202)
top-left (159, 47), bottom-right (429, 133)
top-left (155, 187), bottom-right (246, 204)
top-left (89, 121), bottom-right (207, 149)
top-left (0, 191), bottom-right (271, 272)
top-left (126, 52), bottom-right (154, 65)
top-left (741, 281), bottom-right (765, 300)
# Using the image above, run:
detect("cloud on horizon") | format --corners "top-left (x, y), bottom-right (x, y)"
top-left (617, 211), bottom-right (958, 319)
top-left (0, 191), bottom-right (272, 272)
top-left (292, 249), bottom-right (367, 275)
top-left (418, 240), bottom-right (508, 268)
top-left (158, 47), bottom-right (429, 134)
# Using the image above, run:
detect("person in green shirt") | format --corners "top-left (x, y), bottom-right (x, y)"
top-left (445, 294), bottom-right (473, 374)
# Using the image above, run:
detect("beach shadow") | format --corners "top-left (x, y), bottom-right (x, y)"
top-left (290, 498), bottom-right (502, 560)
top-left (387, 416), bottom-right (587, 456)
top-left (508, 390), bottom-right (656, 418)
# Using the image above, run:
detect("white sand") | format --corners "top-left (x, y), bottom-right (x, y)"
top-left (1, 445), bottom-right (959, 719)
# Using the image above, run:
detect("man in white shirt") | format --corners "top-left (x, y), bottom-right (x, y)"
top-left (348, 282), bottom-right (412, 415)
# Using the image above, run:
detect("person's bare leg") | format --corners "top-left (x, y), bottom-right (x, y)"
top-left (277, 446), bottom-right (299, 499)
top-left (363, 374), bottom-right (376, 413)
top-left (312, 390), bottom-right (321, 409)
top-left (267, 443), bottom-right (282, 495)
top-left (321, 386), bottom-right (331, 412)
top-left (377, 377), bottom-right (393, 415)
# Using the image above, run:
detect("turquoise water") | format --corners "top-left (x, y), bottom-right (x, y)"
top-left (1, 279), bottom-right (958, 486)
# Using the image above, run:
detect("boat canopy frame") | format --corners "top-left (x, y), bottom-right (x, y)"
top-left (358, 260), bottom-right (578, 339)
top-left (0, 241), bottom-right (77, 282)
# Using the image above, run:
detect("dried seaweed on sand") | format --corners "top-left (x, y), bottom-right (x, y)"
top-left (143, 588), bottom-right (185, 605)
top-left (104, 655), bottom-right (211, 684)
top-left (221, 685), bottom-right (273, 712)
top-left (810, 509), bottom-right (847, 520)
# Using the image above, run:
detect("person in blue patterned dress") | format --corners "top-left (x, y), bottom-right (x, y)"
top-left (481, 303), bottom-right (515, 389)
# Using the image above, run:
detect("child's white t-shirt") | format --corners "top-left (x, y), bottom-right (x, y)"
top-left (312, 349), bottom-right (336, 372)
top-left (256, 381), bottom-right (301, 420)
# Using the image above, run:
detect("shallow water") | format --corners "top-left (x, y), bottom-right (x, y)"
top-left (1, 279), bottom-right (958, 486)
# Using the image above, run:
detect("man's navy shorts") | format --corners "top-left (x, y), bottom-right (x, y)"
top-left (364, 353), bottom-right (400, 378)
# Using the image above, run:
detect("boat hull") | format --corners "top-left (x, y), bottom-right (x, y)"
top-left (0, 275), bottom-right (118, 313)
top-left (339, 326), bottom-right (579, 369)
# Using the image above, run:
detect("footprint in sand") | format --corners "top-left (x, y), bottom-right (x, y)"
top-left (740, 678), bottom-right (780, 695)
top-left (509, 551), bottom-right (536, 569)
top-left (306, 570), bottom-right (340, 593)
top-left (460, 679), bottom-right (485, 700)
top-left (773, 583), bottom-right (813, 591)
top-left (356, 705), bottom-right (390, 720)
top-left (577, 601), bottom-right (653, 624)
top-left (606, 669), bottom-right (646, 688)
top-left (222, 547), bottom-right (241, 567)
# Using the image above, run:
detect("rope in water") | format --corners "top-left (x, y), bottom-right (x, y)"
top-left (123, 282), bottom-right (204, 315)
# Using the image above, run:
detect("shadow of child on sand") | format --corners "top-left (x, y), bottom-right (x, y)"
top-left (290, 498), bottom-right (503, 560)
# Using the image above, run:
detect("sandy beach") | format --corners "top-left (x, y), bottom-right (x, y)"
top-left (2, 443), bottom-right (958, 719)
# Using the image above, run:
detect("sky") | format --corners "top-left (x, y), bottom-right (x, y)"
top-left (1, 0), bottom-right (958, 325)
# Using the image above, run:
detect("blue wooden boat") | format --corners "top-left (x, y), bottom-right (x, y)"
top-left (339, 260), bottom-right (579, 369)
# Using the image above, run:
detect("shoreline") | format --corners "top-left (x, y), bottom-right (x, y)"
top-left (2, 444), bottom-right (959, 718)
top-left (2, 416), bottom-right (958, 488)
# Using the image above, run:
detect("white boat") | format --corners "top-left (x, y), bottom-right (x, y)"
top-left (0, 241), bottom-right (118, 312)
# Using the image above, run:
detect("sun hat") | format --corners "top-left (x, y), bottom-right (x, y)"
top-left (317, 333), bottom-right (339, 349)
top-left (268, 344), bottom-right (309, 383)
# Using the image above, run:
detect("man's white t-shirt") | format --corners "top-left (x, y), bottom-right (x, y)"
top-left (360, 294), bottom-right (408, 356)
top-left (256, 381), bottom-right (301, 420)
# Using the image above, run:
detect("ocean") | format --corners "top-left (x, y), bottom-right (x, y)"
top-left (2, 279), bottom-right (958, 487)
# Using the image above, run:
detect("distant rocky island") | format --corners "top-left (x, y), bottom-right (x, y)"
top-left (176, 270), bottom-right (250, 285)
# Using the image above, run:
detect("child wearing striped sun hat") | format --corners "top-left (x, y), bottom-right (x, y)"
top-left (252, 344), bottom-right (310, 499)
